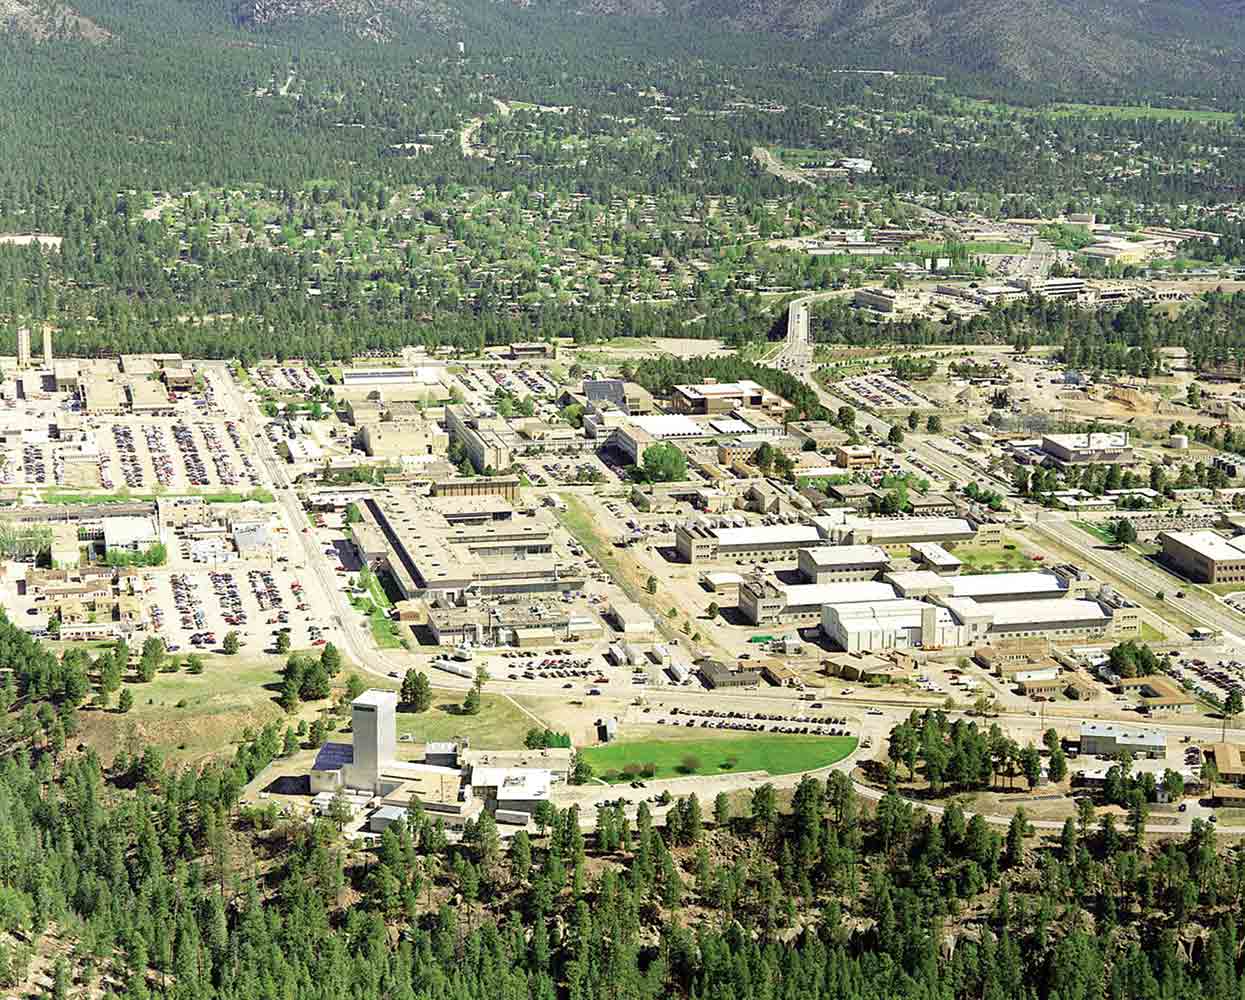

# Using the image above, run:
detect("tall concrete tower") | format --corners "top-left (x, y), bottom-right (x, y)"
top-left (42, 330), bottom-right (52, 369)
top-left (16, 328), bottom-right (30, 369)
top-left (347, 689), bottom-right (397, 791)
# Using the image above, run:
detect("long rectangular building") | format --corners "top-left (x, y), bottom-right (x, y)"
top-left (843, 516), bottom-right (1001, 552)
top-left (675, 521), bottom-right (827, 563)
top-left (1159, 529), bottom-right (1245, 584)
top-left (352, 492), bottom-right (583, 601)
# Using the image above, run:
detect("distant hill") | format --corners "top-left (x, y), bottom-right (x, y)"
top-left (544, 0), bottom-right (1245, 89)
top-left (233, 0), bottom-right (459, 40)
top-left (0, 0), bottom-right (110, 40)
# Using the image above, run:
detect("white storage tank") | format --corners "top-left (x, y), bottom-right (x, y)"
top-left (1170, 434), bottom-right (1189, 450)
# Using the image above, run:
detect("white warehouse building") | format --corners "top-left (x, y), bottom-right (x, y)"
top-left (821, 599), bottom-right (968, 653)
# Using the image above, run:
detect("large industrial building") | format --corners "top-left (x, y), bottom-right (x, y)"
top-left (822, 599), bottom-right (967, 653)
top-left (1079, 721), bottom-right (1166, 759)
top-left (349, 492), bottom-right (583, 601)
top-left (739, 577), bottom-right (897, 626)
top-left (1040, 432), bottom-right (1133, 466)
top-left (1159, 529), bottom-right (1245, 584)
top-left (675, 521), bottom-right (830, 563)
top-left (797, 544), bottom-right (891, 583)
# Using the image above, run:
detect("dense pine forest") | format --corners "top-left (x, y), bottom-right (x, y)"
top-left (4, 0), bottom-right (1245, 364)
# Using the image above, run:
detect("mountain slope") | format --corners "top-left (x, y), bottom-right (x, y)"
top-left (0, 0), bottom-right (110, 40)
top-left (555, 0), bottom-right (1245, 88)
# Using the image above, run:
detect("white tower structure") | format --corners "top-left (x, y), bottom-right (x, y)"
top-left (344, 689), bottom-right (397, 792)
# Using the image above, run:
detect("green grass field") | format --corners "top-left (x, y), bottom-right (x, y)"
top-left (910, 240), bottom-right (1029, 256)
top-left (581, 733), bottom-right (857, 782)
top-left (388, 692), bottom-right (537, 749)
top-left (42, 488), bottom-right (274, 505)
top-left (1073, 520), bottom-right (1117, 544)
top-left (956, 544), bottom-right (1038, 574)
top-left (1047, 103), bottom-right (1235, 122)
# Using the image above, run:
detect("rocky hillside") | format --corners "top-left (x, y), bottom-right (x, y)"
top-left (552, 0), bottom-right (1245, 88)
top-left (0, 0), bottom-right (110, 40)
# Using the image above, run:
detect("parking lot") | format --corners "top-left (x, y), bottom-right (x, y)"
top-left (648, 704), bottom-right (853, 737)
top-left (1166, 650), bottom-right (1244, 705)
top-left (96, 418), bottom-right (262, 492)
top-left (834, 373), bottom-right (935, 411)
top-left (145, 566), bottom-right (331, 654)
top-left (249, 364), bottom-right (324, 394)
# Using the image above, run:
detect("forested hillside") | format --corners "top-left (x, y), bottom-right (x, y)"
top-left (5, 646), bottom-right (1245, 1000)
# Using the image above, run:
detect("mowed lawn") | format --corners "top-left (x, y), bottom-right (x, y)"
top-left (582, 733), bottom-right (857, 783)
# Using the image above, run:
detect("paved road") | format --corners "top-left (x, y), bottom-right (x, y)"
top-left (1030, 517), bottom-right (1245, 646)
top-left (752, 146), bottom-right (814, 187)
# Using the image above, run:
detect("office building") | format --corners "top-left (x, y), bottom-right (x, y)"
top-left (1159, 529), bottom-right (1245, 584)
top-left (348, 491), bottom-right (579, 601)
top-left (446, 405), bottom-right (514, 473)
top-left (834, 445), bottom-right (878, 469)
top-left (431, 476), bottom-right (521, 502)
top-left (671, 380), bottom-right (768, 415)
top-left (798, 544), bottom-right (891, 583)
top-left (842, 516), bottom-right (999, 552)
top-left (824, 482), bottom-right (880, 510)
top-left (508, 341), bottom-right (555, 360)
top-left (360, 420), bottom-right (447, 458)
top-left (909, 542), bottom-right (962, 574)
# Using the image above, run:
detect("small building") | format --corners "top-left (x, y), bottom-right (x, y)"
top-left (509, 342), bottom-right (556, 361)
top-left (608, 598), bottom-right (655, 638)
top-left (824, 482), bottom-right (881, 510)
top-left (1116, 674), bottom-right (1197, 715)
top-left (700, 660), bottom-right (762, 689)
top-left (760, 661), bottom-right (801, 687)
top-left (909, 542), bottom-right (963, 575)
top-left (162, 366), bottom-right (195, 391)
top-left (102, 515), bottom-right (160, 554)
top-left (1205, 743), bottom-right (1245, 782)
top-left (834, 445), bottom-right (878, 470)
top-left (823, 651), bottom-right (913, 684)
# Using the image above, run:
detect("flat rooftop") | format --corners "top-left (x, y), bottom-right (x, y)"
top-left (826, 598), bottom-right (956, 629)
top-left (781, 580), bottom-right (896, 607)
top-left (629, 414), bottom-right (706, 438)
top-left (714, 524), bottom-right (823, 548)
top-left (1162, 530), bottom-right (1245, 562)
top-left (985, 598), bottom-right (1107, 627)
top-left (469, 766), bottom-right (552, 800)
top-left (353, 689), bottom-right (399, 710)
top-left (850, 516), bottom-right (974, 540)
top-left (675, 380), bottom-right (763, 399)
top-left (1043, 431), bottom-right (1130, 450)
top-left (801, 544), bottom-right (890, 566)
top-left (950, 572), bottom-right (1066, 599)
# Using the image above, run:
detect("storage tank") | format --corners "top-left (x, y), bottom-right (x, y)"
top-left (1170, 433), bottom-right (1189, 450)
